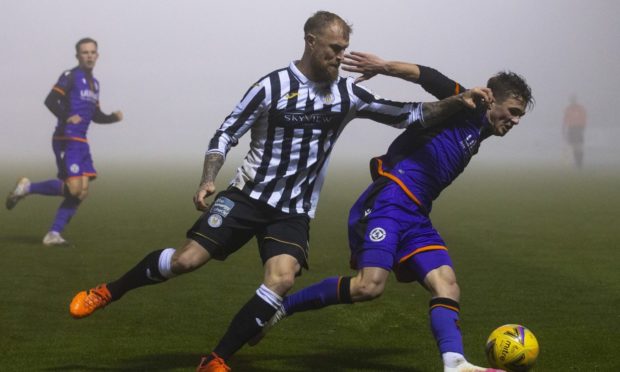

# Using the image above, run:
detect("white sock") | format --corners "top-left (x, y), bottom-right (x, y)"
top-left (256, 284), bottom-right (283, 310)
top-left (158, 248), bottom-right (177, 279)
top-left (443, 352), bottom-right (466, 368)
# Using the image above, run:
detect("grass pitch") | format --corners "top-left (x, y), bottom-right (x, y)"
top-left (1, 162), bottom-right (618, 371)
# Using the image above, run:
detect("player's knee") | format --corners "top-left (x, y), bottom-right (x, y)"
top-left (436, 280), bottom-right (460, 300)
top-left (352, 278), bottom-right (385, 301)
top-left (263, 254), bottom-right (301, 295)
top-left (426, 267), bottom-right (460, 299)
top-left (78, 189), bottom-right (89, 200)
top-left (171, 253), bottom-right (201, 274)
top-left (265, 272), bottom-right (296, 295)
top-left (66, 186), bottom-right (81, 198)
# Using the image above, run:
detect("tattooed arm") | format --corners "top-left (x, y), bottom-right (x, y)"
top-left (421, 87), bottom-right (494, 128)
top-left (193, 152), bottom-right (225, 211)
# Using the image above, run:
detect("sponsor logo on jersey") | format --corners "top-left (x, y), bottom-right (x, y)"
top-left (459, 133), bottom-right (480, 157)
top-left (283, 112), bottom-right (336, 124)
top-left (80, 89), bottom-right (99, 103)
top-left (369, 227), bottom-right (386, 242)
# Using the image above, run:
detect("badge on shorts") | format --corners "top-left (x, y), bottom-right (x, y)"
top-left (207, 196), bottom-right (235, 228)
top-left (70, 163), bottom-right (80, 174)
top-left (369, 227), bottom-right (386, 242)
top-left (210, 196), bottom-right (234, 217)
top-left (207, 214), bottom-right (223, 228)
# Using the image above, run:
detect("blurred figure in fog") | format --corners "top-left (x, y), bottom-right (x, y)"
top-left (563, 95), bottom-right (586, 168)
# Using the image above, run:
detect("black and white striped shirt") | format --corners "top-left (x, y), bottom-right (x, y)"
top-left (208, 61), bottom-right (425, 218)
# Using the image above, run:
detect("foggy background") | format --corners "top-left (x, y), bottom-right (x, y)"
top-left (1, 0), bottom-right (619, 173)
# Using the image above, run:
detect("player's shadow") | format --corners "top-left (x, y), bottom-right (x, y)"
top-left (1, 234), bottom-right (46, 245)
top-left (43, 352), bottom-right (197, 371)
top-left (233, 346), bottom-right (422, 372)
top-left (45, 347), bottom-right (422, 371)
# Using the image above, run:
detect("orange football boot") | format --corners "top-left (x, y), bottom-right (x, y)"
top-left (69, 284), bottom-right (112, 319)
top-left (196, 353), bottom-right (231, 372)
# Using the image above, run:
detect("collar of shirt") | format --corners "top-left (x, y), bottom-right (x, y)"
top-left (289, 61), bottom-right (337, 102)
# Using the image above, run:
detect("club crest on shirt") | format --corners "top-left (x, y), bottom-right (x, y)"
top-left (369, 227), bottom-right (386, 242)
top-left (322, 92), bottom-right (334, 104)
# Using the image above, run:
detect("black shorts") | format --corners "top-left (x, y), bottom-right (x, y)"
top-left (187, 188), bottom-right (310, 269)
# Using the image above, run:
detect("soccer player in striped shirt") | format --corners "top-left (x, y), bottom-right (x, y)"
top-left (68, 12), bottom-right (491, 372)
top-left (5, 38), bottom-right (123, 245)
top-left (253, 52), bottom-right (533, 372)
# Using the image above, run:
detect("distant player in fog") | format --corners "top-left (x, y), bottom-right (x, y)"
top-left (5, 38), bottom-right (123, 245)
top-left (563, 95), bottom-right (587, 168)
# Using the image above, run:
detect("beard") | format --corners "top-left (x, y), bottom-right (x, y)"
top-left (311, 58), bottom-right (339, 83)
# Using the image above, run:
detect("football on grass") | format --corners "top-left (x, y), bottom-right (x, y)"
top-left (485, 324), bottom-right (539, 372)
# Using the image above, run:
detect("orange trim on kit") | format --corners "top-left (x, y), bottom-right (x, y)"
top-left (53, 86), bottom-right (66, 95)
top-left (399, 245), bottom-right (448, 264)
top-left (454, 83), bottom-right (461, 95)
top-left (53, 136), bottom-right (88, 143)
top-left (375, 158), bottom-right (422, 206)
top-left (430, 303), bottom-right (460, 313)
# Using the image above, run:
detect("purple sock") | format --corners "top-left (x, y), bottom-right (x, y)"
top-left (283, 276), bottom-right (352, 315)
top-left (29, 179), bottom-right (64, 196)
top-left (429, 298), bottom-right (464, 354)
top-left (50, 197), bottom-right (81, 233)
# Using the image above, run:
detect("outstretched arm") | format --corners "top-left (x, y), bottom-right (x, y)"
top-left (421, 87), bottom-right (494, 127)
top-left (342, 51), bottom-right (421, 83)
top-left (342, 51), bottom-right (464, 99)
top-left (193, 152), bottom-right (225, 211)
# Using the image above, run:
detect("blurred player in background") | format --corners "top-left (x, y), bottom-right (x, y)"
top-left (5, 38), bottom-right (123, 246)
top-left (68, 12), bottom-right (491, 372)
top-left (563, 94), bottom-right (587, 168)
top-left (252, 52), bottom-right (533, 372)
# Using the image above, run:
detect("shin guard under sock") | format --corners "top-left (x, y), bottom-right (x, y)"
top-left (107, 249), bottom-right (173, 301)
top-left (282, 276), bottom-right (353, 315)
top-left (29, 179), bottom-right (64, 196)
top-left (50, 196), bottom-right (81, 233)
top-left (429, 297), bottom-right (464, 355)
top-left (213, 285), bottom-right (282, 360)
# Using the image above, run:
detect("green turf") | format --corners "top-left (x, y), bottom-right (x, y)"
top-left (1, 163), bottom-right (618, 371)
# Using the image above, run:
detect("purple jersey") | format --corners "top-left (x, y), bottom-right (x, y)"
top-left (52, 67), bottom-right (101, 142)
top-left (371, 107), bottom-right (492, 212)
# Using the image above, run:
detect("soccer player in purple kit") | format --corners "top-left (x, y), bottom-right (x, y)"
top-left (252, 52), bottom-right (533, 372)
top-left (5, 38), bottom-right (123, 246)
